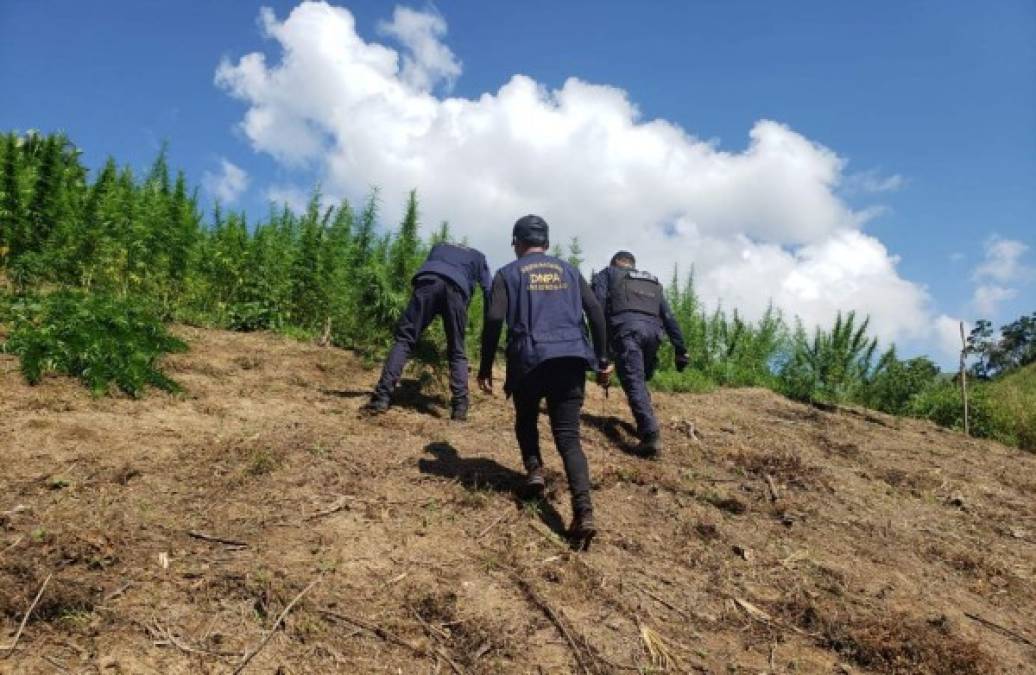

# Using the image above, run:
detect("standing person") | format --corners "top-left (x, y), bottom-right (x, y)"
top-left (478, 215), bottom-right (612, 550)
top-left (592, 251), bottom-right (689, 458)
top-left (364, 241), bottom-right (492, 421)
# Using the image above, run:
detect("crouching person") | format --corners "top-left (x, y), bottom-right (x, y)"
top-left (365, 241), bottom-right (491, 421)
top-left (478, 215), bottom-right (612, 550)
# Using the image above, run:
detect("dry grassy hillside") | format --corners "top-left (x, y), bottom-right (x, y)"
top-left (1, 327), bottom-right (1035, 674)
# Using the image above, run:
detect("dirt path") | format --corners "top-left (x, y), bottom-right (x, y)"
top-left (1, 327), bottom-right (1034, 673)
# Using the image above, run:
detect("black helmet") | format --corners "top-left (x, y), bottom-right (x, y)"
top-left (512, 214), bottom-right (549, 247)
top-left (610, 250), bottom-right (636, 267)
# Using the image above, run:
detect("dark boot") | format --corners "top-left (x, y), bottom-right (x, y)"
top-left (569, 503), bottom-right (596, 552)
top-left (362, 395), bottom-right (390, 415)
top-left (519, 466), bottom-right (546, 500)
top-left (634, 431), bottom-right (662, 458)
top-left (450, 398), bottom-right (469, 422)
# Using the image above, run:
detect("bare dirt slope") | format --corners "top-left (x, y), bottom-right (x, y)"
top-left (2, 327), bottom-right (1035, 674)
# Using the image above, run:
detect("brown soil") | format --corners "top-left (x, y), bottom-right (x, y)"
top-left (1, 326), bottom-right (1035, 673)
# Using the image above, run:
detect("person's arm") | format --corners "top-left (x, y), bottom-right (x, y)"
top-left (579, 274), bottom-right (608, 365)
top-left (478, 272), bottom-right (508, 382)
top-left (590, 268), bottom-right (608, 308)
top-left (479, 255), bottom-right (493, 304)
top-left (660, 295), bottom-right (689, 368)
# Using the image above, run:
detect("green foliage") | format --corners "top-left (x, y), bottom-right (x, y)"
top-left (2, 130), bottom-right (1030, 450)
top-left (985, 363), bottom-right (1036, 450)
top-left (650, 367), bottom-right (716, 393)
top-left (967, 313), bottom-right (1036, 378)
top-left (859, 350), bottom-right (941, 415)
top-left (4, 291), bottom-right (186, 397)
top-left (906, 380), bottom-right (994, 438)
top-left (566, 237), bottom-right (584, 271)
top-left (779, 311), bottom-right (878, 404)
top-left (653, 269), bottom-right (784, 389)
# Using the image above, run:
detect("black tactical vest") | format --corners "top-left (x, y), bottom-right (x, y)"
top-left (608, 268), bottom-right (663, 317)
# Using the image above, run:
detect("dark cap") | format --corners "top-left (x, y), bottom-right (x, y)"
top-left (610, 250), bottom-right (636, 267)
top-left (512, 214), bottom-right (549, 247)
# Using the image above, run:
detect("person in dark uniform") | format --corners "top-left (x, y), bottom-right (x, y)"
top-left (592, 251), bottom-right (689, 457)
top-left (478, 215), bottom-right (612, 550)
top-left (365, 241), bottom-right (492, 421)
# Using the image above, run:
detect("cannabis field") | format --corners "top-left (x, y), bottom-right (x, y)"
top-left (0, 131), bottom-right (1032, 448)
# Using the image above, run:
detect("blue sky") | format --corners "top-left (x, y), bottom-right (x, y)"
top-left (2, 1), bottom-right (1033, 363)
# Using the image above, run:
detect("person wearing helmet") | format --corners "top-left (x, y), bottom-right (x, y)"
top-left (364, 241), bottom-right (492, 421)
top-left (478, 215), bottom-right (611, 550)
top-left (592, 250), bottom-right (689, 458)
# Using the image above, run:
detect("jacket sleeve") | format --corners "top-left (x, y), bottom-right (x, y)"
top-left (478, 272), bottom-right (508, 379)
top-left (590, 267), bottom-right (609, 308)
top-left (579, 274), bottom-right (608, 364)
top-left (660, 294), bottom-right (688, 355)
top-left (478, 254), bottom-right (493, 303)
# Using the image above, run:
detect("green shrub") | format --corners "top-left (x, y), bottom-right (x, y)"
top-left (860, 353), bottom-right (940, 415)
top-left (650, 368), bottom-right (716, 393)
top-left (906, 380), bottom-right (1001, 443)
top-left (228, 300), bottom-right (282, 332)
top-left (986, 363), bottom-right (1036, 451)
top-left (778, 311), bottom-right (877, 404)
top-left (4, 291), bottom-right (187, 397)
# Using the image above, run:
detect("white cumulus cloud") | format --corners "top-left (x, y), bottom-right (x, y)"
top-left (841, 169), bottom-right (906, 196)
top-left (933, 315), bottom-right (968, 362)
top-left (972, 284), bottom-right (1018, 316)
top-left (973, 236), bottom-right (1032, 285)
top-left (265, 184), bottom-right (310, 213)
top-left (216, 1), bottom-right (953, 351)
top-left (970, 236), bottom-right (1032, 315)
top-left (378, 6), bottom-right (461, 92)
top-left (202, 158), bottom-right (249, 204)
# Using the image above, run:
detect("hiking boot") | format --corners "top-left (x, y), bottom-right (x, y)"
top-left (362, 396), bottom-right (389, 415)
top-left (569, 507), bottom-right (596, 551)
top-left (519, 466), bottom-right (546, 500)
top-left (450, 401), bottom-right (469, 422)
top-left (634, 431), bottom-right (662, 459)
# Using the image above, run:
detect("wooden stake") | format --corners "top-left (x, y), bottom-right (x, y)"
top-left (959, 321), bottom-right (969, 437)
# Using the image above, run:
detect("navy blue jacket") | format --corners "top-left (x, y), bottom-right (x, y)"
top-left (591, 265), bottom-right (688, 354)
top-left (480, 252), bottom-right (607, 394)
top-left (414, 243), bottom-right (492, 303)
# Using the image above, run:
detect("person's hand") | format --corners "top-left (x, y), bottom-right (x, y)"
top-left (478, 373), bottom-right (494, 395)
top-left (675, 352), bottom-right (690, 372)
top-left (596, 361), bottom-right (614, 387)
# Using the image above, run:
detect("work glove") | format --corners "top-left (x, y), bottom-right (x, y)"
top-left (675, 352), bottom-right (690, 372)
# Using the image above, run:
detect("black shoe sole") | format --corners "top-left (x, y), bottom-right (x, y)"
top-left (633, 445), bottom-right (661, 459)
top-left (570, 528), bottom-right (596, 552)
top-left (518, 481), bottom-right (545, 501)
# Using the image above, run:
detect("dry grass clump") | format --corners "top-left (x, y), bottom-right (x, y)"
top-left (777, 595), bottom-right (994, 674)
top-left (0, 566), bottom-right (96, 627)
top-left (413, 591), bottom-right (505, 667)
top-left (733, 450), bottom-right (824, 489)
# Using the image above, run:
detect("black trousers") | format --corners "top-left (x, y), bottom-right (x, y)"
top-left (613, 323), bottom-right (662, 436)
top-left (512, 357), bottom-right (592, 511)
top-left (373, 275), bottom-right (469, 405)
